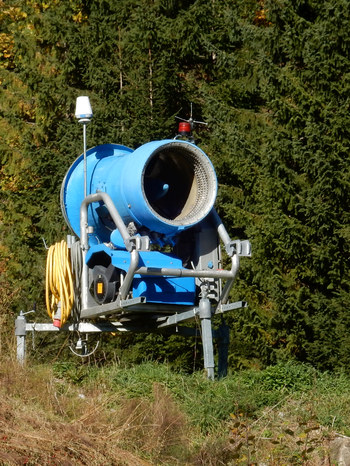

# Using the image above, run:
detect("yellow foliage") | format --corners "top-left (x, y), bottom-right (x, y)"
top-left (72, 10), bottom-right (88, 23)
top-left (254, 0), bottom-right (271, 27)
top-left (0, 72), bottom-right (36, 124)
top-left (0, 2), bottom-right (29, 68)
top-left (0, 33), bottom-right (14, 68)
top-left (0, 4), bottom-right (27, 21)
top-left (0, 151), bottom-right (40, 194)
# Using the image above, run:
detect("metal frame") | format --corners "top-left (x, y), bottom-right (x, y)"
top-left (16, 194), bottom-right (250, 380)
top-left (15, 299), bottom-right (247, 379)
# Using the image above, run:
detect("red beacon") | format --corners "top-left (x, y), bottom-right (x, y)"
top-left (178, 121), bottom-right (192, 137)
top-left (175, 104), bottom-right (207, 143)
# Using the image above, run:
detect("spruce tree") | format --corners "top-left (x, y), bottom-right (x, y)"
top-left (1, 0), bottom-right (350, 371)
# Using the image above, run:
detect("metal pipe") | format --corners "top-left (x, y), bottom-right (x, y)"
top-left (80, 192), bottom-right (131, 250)
top-left (218, 254), bottom-right (240, 305)
top-left (210, 208), bottom-right (231, 247)
top-left (80, 192), bottom-right (134, 310)
top-left (79, 195), bottom-right (241, 311)
top-left (210, 208), bottom-right (242, 306)
top-left (83, 122), bottom-right (87, 199)
top-left (134, 266), bottom-right (234, 278)
top-left (118, 249), bottom-right (140, 300)
top-left (135, 252), bottom-right (240, 280)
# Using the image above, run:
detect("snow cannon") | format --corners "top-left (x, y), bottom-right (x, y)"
top-left (15, 99), bottom-right (252, 379)
top-left (61, 140), bottom-right (217, 246)
top-left (58, 137), bottom-right (251, 322)
top-left (18, 125), bottom-right (251, 379)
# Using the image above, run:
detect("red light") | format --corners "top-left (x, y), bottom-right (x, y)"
top-left (178, 122), bottom-right (191, 134)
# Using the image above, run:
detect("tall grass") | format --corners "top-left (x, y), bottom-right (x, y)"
top-left (0, 357), bottom-right (349, 464)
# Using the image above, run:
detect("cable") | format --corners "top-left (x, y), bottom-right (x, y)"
top-left (45, 240), bottom-right (74, 328)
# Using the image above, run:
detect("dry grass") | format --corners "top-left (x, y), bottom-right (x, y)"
top-left (0, 351), bottom-right (342, 465)
top-left (114, 383), bottom-right (189, 462)
top-left (0, 360), bottom-right (191, 465)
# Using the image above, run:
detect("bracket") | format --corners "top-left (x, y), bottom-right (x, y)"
top-left (225, 239), bottom-right (252, 258)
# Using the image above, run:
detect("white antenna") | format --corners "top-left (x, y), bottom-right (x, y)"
top-left (75, 96), bottom-right (93, 199)
top-left (175, 103), bottom-right (207, 142)
top-left (175, 102), bottom-right (207, 131)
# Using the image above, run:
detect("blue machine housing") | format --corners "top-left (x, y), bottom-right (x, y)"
top-left (61, 139), bottom-right (218, 306)
top-left (86, 244), bottom-right (196, 305)
top-left (61, 140), bottom-right (217, 245)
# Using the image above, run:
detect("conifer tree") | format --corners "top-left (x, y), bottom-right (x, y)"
top-left (1, 0), bottom-right (350, 371)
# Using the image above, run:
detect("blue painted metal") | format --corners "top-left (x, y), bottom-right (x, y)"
top-left (61, 144), bottom-right (133, 244)
top-left (61, 139), bottom-right (218, 306)
top-left (61, 140), bottom-right (217, 245)
top-left (86, 243), bottom-right (196, 305)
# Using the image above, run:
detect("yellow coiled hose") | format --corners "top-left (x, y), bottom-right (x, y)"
top-left (46, 240), bottom-right (74, 327)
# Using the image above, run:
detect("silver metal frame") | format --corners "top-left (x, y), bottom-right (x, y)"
top-left (16, 192), bottom-right (251, 379)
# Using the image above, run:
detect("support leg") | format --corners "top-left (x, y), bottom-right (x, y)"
top-left (216, 318), bottom-right (230, 378)
top-left (15, 312), bottom-right (27, 364)
top-left (199, 297), bottom-right (215, 380)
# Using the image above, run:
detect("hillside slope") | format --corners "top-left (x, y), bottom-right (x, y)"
top-left (1, 359), bottom-right (350, 464)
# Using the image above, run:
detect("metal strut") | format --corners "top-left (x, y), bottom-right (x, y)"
top-left (17, 197), bottom-right (251, 378)
top-left (199, 291), bottom-right (215, 380)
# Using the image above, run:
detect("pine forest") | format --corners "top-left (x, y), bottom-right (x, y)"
top-left (1, 0), bottom-right (350, 373)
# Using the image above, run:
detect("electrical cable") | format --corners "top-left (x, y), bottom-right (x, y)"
top-left (45, 240), bottom-right (74, 327)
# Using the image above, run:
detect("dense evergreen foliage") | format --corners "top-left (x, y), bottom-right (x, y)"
top-left (0, 0), bottom-right (349, 371)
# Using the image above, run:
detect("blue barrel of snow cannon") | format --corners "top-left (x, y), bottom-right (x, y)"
top-left (60, 140), bottom-right (217, 245)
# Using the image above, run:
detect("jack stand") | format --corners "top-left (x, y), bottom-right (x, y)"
top-left (15, 311), bottom-right (27, 365)
top-left (15, 309), bottom-right (35, 364)
top-left (199, 294), bottom-right (215, 380)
